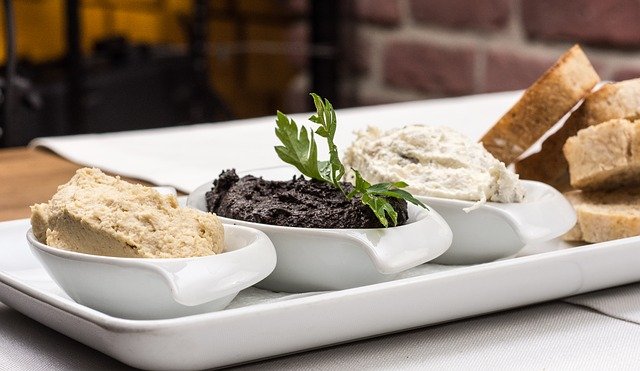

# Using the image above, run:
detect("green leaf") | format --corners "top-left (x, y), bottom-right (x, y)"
top-left (309, 93), bottom-right (344, 192)
top-left (348, 169), bottom-right (428, 226)
top-left (274, 94), bottom-right (428, 228)
top-left (347, 169), bottom-right (371, 198)
top-left (361, 194), bottom-right (388, 228)
top-left (361, 177), bottom-right (427, 209)
top-left (356, 191), bottom-right (400, 227)
top-left (367, 181), bottom-right (408, 192)
top-left (381, 200), bottom-right (398, 226)
top-left (274, 111), bottom-right (324, 181)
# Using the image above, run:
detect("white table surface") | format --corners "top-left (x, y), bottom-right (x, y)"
top-left (2, 91), bottom-right (638, 369)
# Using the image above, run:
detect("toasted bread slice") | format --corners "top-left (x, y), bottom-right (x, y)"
top-left (515, 108), bottom-right (584, 191)
top-left (563, 188), bottom-right (640, 243)
top-left (481, 45), bottom-right (600, 165)
top-left (564, 119), bottom-right (640, 190)
top-left (580, 78), bottom-right (640, 123)
top-left (516, 78), bottom-right (640, 190)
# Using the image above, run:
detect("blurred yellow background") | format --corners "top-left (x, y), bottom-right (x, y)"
top-left (2, 0), bottom-right (298, 118)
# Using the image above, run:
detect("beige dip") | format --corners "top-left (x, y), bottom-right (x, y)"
top-left (31, 168), bottom-right (224, 258)
top-left (344, 125), bottom-right (525, 208)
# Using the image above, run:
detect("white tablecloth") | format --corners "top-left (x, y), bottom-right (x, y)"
top-left (2, 91), bottom-right (637, 369)
top-left (30, 91), bottom-right (521, 193)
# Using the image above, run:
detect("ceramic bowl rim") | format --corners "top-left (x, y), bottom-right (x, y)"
top-left (25, 224), bottom-right (265, 264)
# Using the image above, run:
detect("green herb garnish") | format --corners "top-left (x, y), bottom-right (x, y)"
top-left (275, 93), bottom-right (426, 227)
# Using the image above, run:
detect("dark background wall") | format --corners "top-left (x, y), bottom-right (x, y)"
top-left (285, 0), bottom-right (640, 111)
top-left (3, 0), bottom-right (640, 145)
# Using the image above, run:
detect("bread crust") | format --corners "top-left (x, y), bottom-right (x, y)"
top-left (481, 45), bottom-right (600, 165)
top-left (562, 190), bottom-right (585, 241)
top-left (584, 79), bottom-right (640, 123)
top-left (563, 188), bottom-right (640, 243)
top-left (515, 108), bottom-right (584, 191)
top-left (516, 78), bottom-right (640, 190)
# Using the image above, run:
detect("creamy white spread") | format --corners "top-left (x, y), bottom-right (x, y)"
top-left (343, 125), bottom-right (525, 210)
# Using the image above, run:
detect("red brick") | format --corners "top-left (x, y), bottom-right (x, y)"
top-left (522, 0), bottom-right (640, 47)
top-left (484, 49), bottom-right (557, 92)
top-left (346, 33), bottom-right (372, 74)
top-left (411, 0), bottom-right (511, 31)
top-left (383, 40), bottom-right (476, 95)
top-left (283, 0), bottom-right (309, 16)
top-left (354, 0), bottom-right (401, 26)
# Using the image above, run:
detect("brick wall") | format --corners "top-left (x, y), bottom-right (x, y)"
top-left (285, 0), bottom-right (640, 111)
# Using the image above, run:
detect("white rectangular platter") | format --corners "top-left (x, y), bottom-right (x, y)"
top-left (1, 218), bottom-right (639, 370)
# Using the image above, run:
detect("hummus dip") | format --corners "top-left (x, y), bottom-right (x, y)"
top-left (343, 125), bottom-right (524, 208)
top-left (31, 168), bottom-right (224, 258)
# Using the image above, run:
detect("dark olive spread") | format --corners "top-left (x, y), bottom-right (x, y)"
top-left (206, 169), bottom-right (409, 228)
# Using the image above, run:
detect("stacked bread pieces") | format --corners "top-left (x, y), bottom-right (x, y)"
top-left (480, 45), bottom-right (600, 166)
top-left (481, 44), bottom-right (640, 243)
top-left (516, 78), bottom-right (640, 190)
top-left (562, 119), bottom-right (640, 242)
top-left (514, 78), bottom-right (640, 243)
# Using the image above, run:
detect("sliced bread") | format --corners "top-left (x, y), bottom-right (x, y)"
top-left (562, 190), bottom-right (586, 241)
top-left (563, 188), bottom-right (640, 243)
top-left (563, 118), bottom-right (640, 190)
top-left (516, 78), bottom-right (640, 190)
top-left (481, 45), bottom-right (600, 165)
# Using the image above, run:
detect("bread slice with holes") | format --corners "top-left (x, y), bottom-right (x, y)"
top-left (564, 118), bottom-right (640, 190)
top-left (516, 78), bottom-right (640, 190)
top-left (481, 45), bottom-right (600, 165)
top-left (563, 187), bottom-right (640, 243)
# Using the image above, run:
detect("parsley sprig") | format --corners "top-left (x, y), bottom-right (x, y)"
top-left (275, 93), bottom-right (426, 227)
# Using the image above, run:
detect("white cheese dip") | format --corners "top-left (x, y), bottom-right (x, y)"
top-left (343, 125), bottom-right (525, 210)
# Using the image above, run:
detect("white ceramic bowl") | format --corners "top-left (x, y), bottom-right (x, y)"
top-left (187, 174), bottom-right (453, 293)
top-left (193, 166), bottom-right (576, 267)
top-left (26, 225), bottom-right (276, 320)
top-left (419, 180), bottom-right (576, 264)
